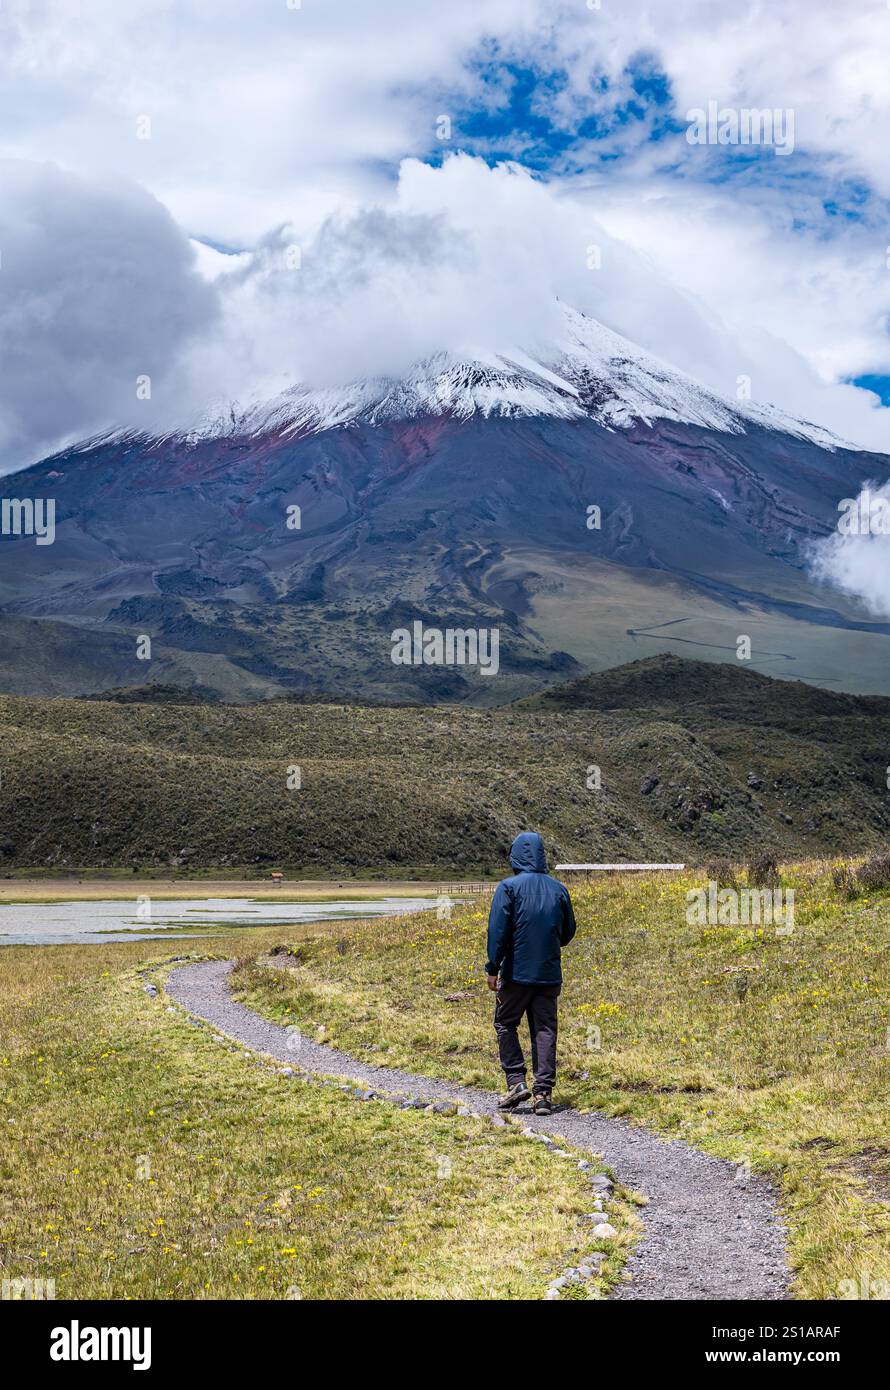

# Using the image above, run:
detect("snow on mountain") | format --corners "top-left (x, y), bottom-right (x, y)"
top-left (189, 302), bottom-right (848, 450)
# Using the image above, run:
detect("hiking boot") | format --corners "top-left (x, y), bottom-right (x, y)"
top-left (532, 1092), bottom-right (553, 1116)
top-left (498, 1081), bottom-right (531, 1110)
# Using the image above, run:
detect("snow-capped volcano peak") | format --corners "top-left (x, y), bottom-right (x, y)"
top-left (192, 302), bottom-right (847, 451)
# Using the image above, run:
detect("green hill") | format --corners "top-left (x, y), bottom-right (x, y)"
top-left (1, 656), bottom-right (888, 872)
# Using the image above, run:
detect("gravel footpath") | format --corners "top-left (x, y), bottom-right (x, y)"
top-left (166, 958), bottom-right (790, 1301)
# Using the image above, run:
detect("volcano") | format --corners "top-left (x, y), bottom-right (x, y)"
top-left (1, 304), bottom-right (888, 701)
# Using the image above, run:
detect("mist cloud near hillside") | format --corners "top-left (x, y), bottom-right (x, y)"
top-left (809, 482), bottom-right (890, 618)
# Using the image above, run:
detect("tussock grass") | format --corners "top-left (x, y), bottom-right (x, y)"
top-left (834, 851), bottom-right (890, 900)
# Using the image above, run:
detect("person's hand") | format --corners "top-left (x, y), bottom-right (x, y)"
top-left (486, 974), bottom-right (499, 992)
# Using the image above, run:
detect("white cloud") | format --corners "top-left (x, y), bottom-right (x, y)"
top-left (1, 2), bottom-right (890, 455)
top-left (0, 160), bottom-right (217, 467)
top-left (169, 154), bottom-right (740, 417)
top-left (809, 482), bottom-right (890, 618)
top-left (585, 175), bottom-right (890, 449)
top-left (5, 1), bottom-right (890, 227)
top-left (172, 155), bottom-right (890, 452)
top-left (3, 153), bottom-right (890, 462)
top-left (0, 0), bottom-right (539, 244)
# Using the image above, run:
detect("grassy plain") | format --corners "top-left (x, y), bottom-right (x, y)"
top-left (0, 937), bottom-right (623, 1300)
top-left (233, 862), bottom-right (890, 1300)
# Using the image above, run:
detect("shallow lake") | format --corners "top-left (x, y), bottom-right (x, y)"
top-left (0, 896), bottom-right (433, 946)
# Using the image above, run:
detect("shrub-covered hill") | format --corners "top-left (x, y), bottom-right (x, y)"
top-left (515, 653), bottom-right (890, 725)
top-left (1, 656), bottom-right (888, 872)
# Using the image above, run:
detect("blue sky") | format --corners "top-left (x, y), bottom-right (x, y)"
top-left (418, 46), bottom-right (890, 422)
top-left (853, 375), bottom-right (890, 407)
top-left (432, 55), bottom-right (685, 172)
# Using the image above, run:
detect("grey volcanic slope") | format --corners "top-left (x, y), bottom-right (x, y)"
top-left (2, 410), bottom-right (889, 700)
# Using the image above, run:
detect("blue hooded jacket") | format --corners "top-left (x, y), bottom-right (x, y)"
top-left (485, 832), bottom-right (577, 986)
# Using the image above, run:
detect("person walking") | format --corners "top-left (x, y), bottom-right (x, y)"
top-left (485, 831), bottom-right (577, 1116)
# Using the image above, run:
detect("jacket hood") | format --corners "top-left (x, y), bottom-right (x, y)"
top-left (509, 831), bottom-right (547, 873)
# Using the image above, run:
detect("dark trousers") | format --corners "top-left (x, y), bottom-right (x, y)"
top-left (494, 981), bottom-right (560, 1094)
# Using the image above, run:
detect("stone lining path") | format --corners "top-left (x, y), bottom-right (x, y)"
top-left (166, 959), bottom-right (790, 1301)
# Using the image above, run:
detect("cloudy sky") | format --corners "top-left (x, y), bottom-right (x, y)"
top-left (2, 0), bottom-right (890, 467)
